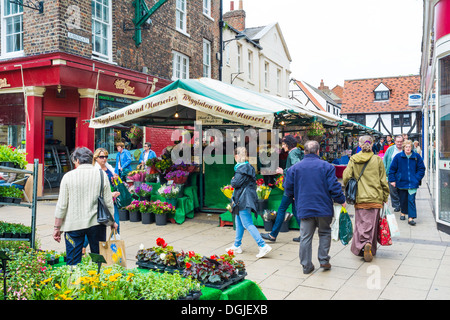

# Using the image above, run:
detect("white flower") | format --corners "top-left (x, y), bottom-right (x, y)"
top-left (160, 253), bottom-right (166, 260)
top-left (139, 243), bottom-right (145, 250)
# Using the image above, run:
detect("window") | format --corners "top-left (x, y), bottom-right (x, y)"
top-left (203, 0), bottom-right (211, 17)
top-left (375, 91), bottom-right (390, 100)
top-left (276, 68), bottom-right (281, 93)
top-left (237, 44), bottom-right (242, 73)
top-left (347, 114), bottom-right (365, 126)
top-left (264, 62), bottom-right (269, 88)
top-left (1, 0), bottom-right (23, 57)
top-left (92, 0), bottom-right (112, 61)
top-left (176, 0), bottom-right (186, 33)
top-left (393, 113), bottom-right (411, 127)
top-left (203, 39), bottom-right (211, 78)
top-left (247, 50), bottom-right (253, 80)
top-left (172, 51), bottom-right (189, 80)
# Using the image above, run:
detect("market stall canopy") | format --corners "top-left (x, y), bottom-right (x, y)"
top-left (88, 78), bottom-right (314, 130)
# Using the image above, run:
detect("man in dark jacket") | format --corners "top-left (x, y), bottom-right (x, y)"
top-left (284, 140), bottom-right (346, 274)
top-left (261, 135), bottom-right (303, 242)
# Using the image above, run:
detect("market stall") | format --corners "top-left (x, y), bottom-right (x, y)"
top-left (88, 78), bottom-right (380, 228)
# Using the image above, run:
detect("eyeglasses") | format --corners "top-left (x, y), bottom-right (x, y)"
top-left (98, 156), bottom-right (108, 159)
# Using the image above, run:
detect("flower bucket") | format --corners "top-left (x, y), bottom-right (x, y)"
top-left (142, 211), bottom-right (155, 224)
top-left (155, 213), bottom-right (167, 226)
top-left (118, 209), bottom-right (129, 221)
top-left (263, 220), bottom-right (273, 232)
top-left (280, 220), bottom-right (290, 232)
top-left (256, 199), bottom-right (268, 215)
top-left (129, 210), bottom-right (141, 222)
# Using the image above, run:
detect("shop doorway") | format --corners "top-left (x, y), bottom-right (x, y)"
top-left (43, 116), bottom-right (76, 195)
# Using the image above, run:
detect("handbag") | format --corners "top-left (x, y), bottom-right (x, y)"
top-left (97, 169), bottom-right (115, 227)
top-left (385, 204), bottom-right (400, 237)
top-left (377, 208), bottom-right (392, 246)
top-left (338, 206), bottom-right (353, 245)
top-left (231, 185), bottom-right (248, 216)
top-left (345, 156), bottom-right (372, 205)
top-left (99, 229), bottom-right (127, 268)
top-left (113, 176), bottom-right (132, 209)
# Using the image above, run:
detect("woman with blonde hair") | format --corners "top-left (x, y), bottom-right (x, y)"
top-left (226, 146), bottom-right (272, 258)
top-left (388, 140), bottom-right (426, 226)
top-left (343, 136), bottom-right (390, 262)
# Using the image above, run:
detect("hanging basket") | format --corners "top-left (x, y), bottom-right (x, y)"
top-left (307, 135), bottom-right (323, 143)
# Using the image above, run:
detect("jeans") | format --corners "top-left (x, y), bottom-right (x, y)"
top-left (398, 189), bottom-right (417, 219)
top-left (84, 205), bottom-right (120, 248)
top-left (270, 194), bottom-right (301, 238)
top-left (65, 224), bottom-right (107, 266)
top-left (234, 208), bottom-right (265, 248)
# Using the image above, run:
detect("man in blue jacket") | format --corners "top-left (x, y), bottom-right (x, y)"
top-left (284, 140), bottom-right (346, 274)
top-left (114, 142), bottom-right (132, 180)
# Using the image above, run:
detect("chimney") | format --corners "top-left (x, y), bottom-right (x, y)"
top-left (318, 79), bottom-right (329, 91)
top-left (223, 0), bottom-right (246, 31)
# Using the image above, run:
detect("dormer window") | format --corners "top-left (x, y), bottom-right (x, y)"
top-left (374, 83), bottom-right (390, 101)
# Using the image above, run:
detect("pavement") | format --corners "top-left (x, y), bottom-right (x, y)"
top-left (2, 184), bottom-right (450, 300)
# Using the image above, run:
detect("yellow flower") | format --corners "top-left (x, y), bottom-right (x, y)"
top-left (103, 268), bottom-right (112, 275)
top-left (55, 283), bottom-right (61, 289)
top-left (88, 270), bottom-right (97, 276)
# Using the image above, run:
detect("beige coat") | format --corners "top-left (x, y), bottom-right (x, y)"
top-left (55, 164), bottom-right (114, 232)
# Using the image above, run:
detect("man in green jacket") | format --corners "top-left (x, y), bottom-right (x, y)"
top-left (382, 135), bottom-right (404, 212)
top-left (261, 135), bottom-right (304, 242)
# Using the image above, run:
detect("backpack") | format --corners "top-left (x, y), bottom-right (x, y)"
top-left (345, 156), bottom-right (373, 205)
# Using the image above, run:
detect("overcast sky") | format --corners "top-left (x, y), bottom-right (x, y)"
top-left (222, 0), bottom-right (423, 88)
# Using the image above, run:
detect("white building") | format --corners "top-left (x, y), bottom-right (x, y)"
top-left (221, 1), bottom-right (292, 98)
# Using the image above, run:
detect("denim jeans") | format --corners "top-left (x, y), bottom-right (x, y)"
top-left (84, 205), bottom-right (119, 248)
top-left (65, 224), bottom-right (107, 265)
top-left (398, 189), bottom-right (417, 219)
top-left (270, 194), bottom-right (301, 238)
top-left (234, 208), bottom-right (265, 247)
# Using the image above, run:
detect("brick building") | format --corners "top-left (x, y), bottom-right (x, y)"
top-left (0, 0), bottom-right (221, 194)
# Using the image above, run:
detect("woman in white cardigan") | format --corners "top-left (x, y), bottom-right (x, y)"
top-left (53, 147), bottom-right (117, 265)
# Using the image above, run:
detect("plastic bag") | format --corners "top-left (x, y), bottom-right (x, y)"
top-left (385, 205), bottom-right (400, 237)
top-left (331, 204), bottom-right (342, 241)
top-left (338, 206), bottom-right (353, 245)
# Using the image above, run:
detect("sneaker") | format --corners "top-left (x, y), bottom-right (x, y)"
top-left (225, 245), bottom-right (242, 254)
top-left (256, 244), bottom-right (272, 258)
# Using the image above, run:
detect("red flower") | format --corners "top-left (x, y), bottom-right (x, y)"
top-left (156, 237), bottom-right (167, 248)
top-left (256, 179), bottom-right (264, 186)
top-left (186, 262), bottom-right (192, 268)
top-left (188, 251), bottom-right (196, 258)
top-left (227, 250), bottom-right (235, 257)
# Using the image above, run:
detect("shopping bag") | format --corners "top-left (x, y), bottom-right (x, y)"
top-left (338, 206), bottom-right (353, 245)
top-left (385, 205), bottom-right (400, 237)
top-left (99, 230), bottom-right (127, 268)
top-left (114, 177), bottom-right (132, 209)
top-left (331, 204), bottom-right (342, 241)
top-left (377, 209), bottom-right (392, 246)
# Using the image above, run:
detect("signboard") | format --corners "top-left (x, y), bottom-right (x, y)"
top-left (196, 111), bottom-right (223, 125)
top-left (408, 93), bottom-right (422, 107)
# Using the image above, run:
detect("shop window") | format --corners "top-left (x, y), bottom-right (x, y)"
top-left (203, 39), bottom-right (211, 78)
top-left (176, 0), bottom-right (187, 33)
top-left (439, 55), bottom-right (450, 223)
top-left (1, 0), bottom-right (24, 57)
top-left (91, 0), bottom-right (112, 61)
top-left (0, 93), bottom-right (25, 148)
top-left (172, 51), bottom-right (189, 80)
top-left (347, 114), bottom-right (365, 126)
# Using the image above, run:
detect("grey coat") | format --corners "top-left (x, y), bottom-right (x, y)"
top-left (231, 163), bottom-right (258, 214)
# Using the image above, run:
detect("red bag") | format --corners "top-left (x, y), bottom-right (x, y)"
top-left (377, 210), bottom-right (392, 246)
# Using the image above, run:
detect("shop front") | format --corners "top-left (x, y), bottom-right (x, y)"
top-left (421, 0), bottom-right (450, 233)
top-left (0, 52), bottom-right (170, 195)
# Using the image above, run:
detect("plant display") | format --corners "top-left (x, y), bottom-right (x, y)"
top-left (307, 121), bottom-right (326, 137)
top-left (126, 126), bottom-right (143, 140)
top-left (220, 185), bottom-right (234, 199)
top-left (153, 156), bottom-right (173, 173)
top-left (127, 169), bottom-right (146, 182)
top-left (138, 200), bottom-right (153, 213)
top-left (124, 200), bottom-right (141, 212)
top-left (0, 185), bottom-right (23, 199)
top-left (151, 200), bottom-right (176, 215)
top-left (0, 145), bottom-right (28, 169)
top-left (135, 183), bottom-right (153, 198)
top-left (165, 170), bottom-right (189, 181)
top-left (157, 184), bottom-right (180, 199)
top-left (0, 221), bottom-right (31, 236)
top-left (256, 179), bottom-right (271, 200)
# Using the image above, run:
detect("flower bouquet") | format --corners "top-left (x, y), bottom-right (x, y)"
top-left (256, 184), bottom-right (271, 200)
top-left (220, 185), bottom-right (234, 199)
top-left (127, 170), bottom-right (146, 182)
top-left (135, 183), bottom-right (153, 199)
top-left (157, 184), bottom-right (180, 199)
top-left (165, 170), bottom-right (189, 185)
top-left (275, 175), bottom-right (284, 191)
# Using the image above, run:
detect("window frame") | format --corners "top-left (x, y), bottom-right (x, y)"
top-left (264, 62), bottom-right (269, 88)
top-left (1, 0), bottom-right (24, 59)
top-left (176, 0), bottom-right (187, 34)
top-left (172, 50), bottom-right (189, 80)
top-left (392, 113), bottom-right (411, 127)
top-left (202, 39), bottom-right (211, 78)
top-left (247, 50), bottom-right (253, 81)
top-left (91, 0), bottom-right (113, 62)
top-left (374, 90), bottom-right (390, 101)
top-left (203, 0), bottom-right (211, 17)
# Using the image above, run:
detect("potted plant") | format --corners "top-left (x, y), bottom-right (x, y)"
top-left (262, 210), bottom-right (277, 232)
top-left (139, 200), bottom-right (155, 224)
top-left (126, 126), bottom-right (143, 145)
top-left (307, 120), bottom-right (326, 142)
top-left (118, 206), bottom-right (129, 221)
top-left (152, 200), bottom-right (176, 226)
top-left (0, 145), bottom-right (28, 169)
top-left (0, 185), bottom-right (23, 204)
top-left (125, 200), bottom-right (141, 222)
top-left (256, 179), bottom-right (271, 215)
top-left (135, 183), bottom-right (153, 201)
top-left (165, 170), bottom-right (189, 185)
top-left (157, 184), bottom-right (179, 207)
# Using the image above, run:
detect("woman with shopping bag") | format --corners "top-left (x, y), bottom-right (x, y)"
top-left (343, 136), bottom-right (390, 262)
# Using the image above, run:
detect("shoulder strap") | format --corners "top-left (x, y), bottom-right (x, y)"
top-left (99, 169), bottom-right (104, 197)
top-left (357, 155), bottom-right (373, 181)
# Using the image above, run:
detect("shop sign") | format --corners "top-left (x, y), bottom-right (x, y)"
top-left (114, 79), bottom-right (136, 95)
top-left (196, 111), bottom-right (223, 125)
top-left (0, 78), bottom-right (11, 89)
top-left (408, 93), bottom-right (422, 107)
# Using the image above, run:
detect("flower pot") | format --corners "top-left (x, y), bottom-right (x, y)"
top-left (141, 211), bottom-right (155, 224)
top-left (307, 135), bottom-right (323, 143)
top-left (118, 209), bottom-right (129, 221)
top-left (0, 161), bottom-right (15, 168)
top-left (280, 220), bottom-right (290, 233)
top-left (173, 176), bottom-right (188, 185)
top-left (129, 210), bottom-right (141, 222)
top-left (263, 220), bottom-right (273, 232)
top-left (256, 199), bottom-right (268, 215)
top-left (155, 213), bottom-right (167, 226)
